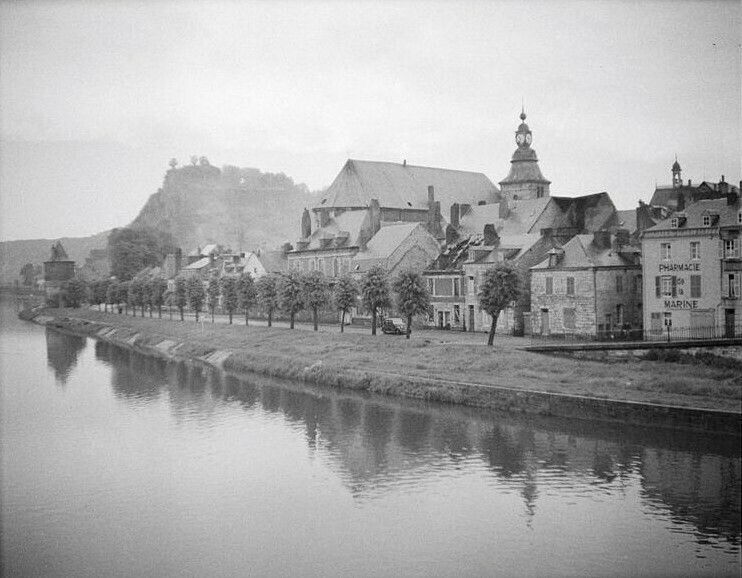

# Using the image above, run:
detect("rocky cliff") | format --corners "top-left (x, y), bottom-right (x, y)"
top-left (130, 163), bottom-right (317, 252)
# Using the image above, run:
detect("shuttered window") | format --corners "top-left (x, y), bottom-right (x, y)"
top-left (690, 275), bottom-right (701, 298)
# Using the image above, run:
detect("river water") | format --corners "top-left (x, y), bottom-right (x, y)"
top-left (1, 300), bottom-right (740, 577)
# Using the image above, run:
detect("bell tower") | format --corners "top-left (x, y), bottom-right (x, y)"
top-left (498, 109), bottom-right (551, 202)
top-left (672, 156), bottom-right (682, 189)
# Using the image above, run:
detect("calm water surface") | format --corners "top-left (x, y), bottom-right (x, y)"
top-left (1, 300), bottom-right (740, 577)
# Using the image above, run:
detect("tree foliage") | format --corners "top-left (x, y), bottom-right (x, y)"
top-left (303, 270), bottom-right (330, 331)
top-left (392, 270), bottom-right (430, 339)
top-left (333, 274), bottom-right (359, 333)
top-left (278, 270), bottom-right (305, 329)
top-left (107, 227), bottom-right (175, 281)
top-left (220, 276), bottom-right (240, 324)
top-left (478, 262), bottom-right (524, 346)
top-left (62, 278), bottom-right (87, 308)
top-left (128, 278), bottom-right (146, 316)
top-left (206, 276), bottom-right (220, 322)
top-left (186, 276), bottom-right (206, 322)
top-left (174, 275), bottom-right (188, 320)
top-left (149, 278), bottom-right (168, 318)
top-left (256, 273), bottom-right (279, 327)
top-left (106, 280), bottom-right (120, 312)
top-left (361, 265), bottom-right (391, 335)
top-left (237, 273), bottom-right (257, 325)
top-left (20, 263), bottom-right (35, 286)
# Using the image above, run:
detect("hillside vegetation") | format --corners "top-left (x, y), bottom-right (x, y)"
top-left (131, 162), bottom-right (317, 252)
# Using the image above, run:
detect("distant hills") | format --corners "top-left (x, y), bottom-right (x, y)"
top-left (0, 162), bottom-right (318, 283)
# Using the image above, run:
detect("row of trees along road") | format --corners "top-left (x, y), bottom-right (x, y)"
top-left (58, 262), bottom-right (523, 345)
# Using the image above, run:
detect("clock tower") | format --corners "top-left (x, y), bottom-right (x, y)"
top-left (498, 109), bottom-right (551, 202)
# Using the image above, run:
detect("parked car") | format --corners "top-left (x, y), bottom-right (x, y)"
top-left (381, 317), bottom-right (407, 335)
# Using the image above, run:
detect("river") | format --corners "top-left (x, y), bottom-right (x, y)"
top-left (1, 299), bottom-right (740, 577)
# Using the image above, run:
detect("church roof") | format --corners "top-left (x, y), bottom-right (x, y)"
top-left (317, 159), bottom-right (498, 211)
top-left (499, 153), bottom-right (550, 185)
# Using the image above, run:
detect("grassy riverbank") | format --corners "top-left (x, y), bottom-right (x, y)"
top-left (36, 307), bottom-right (742, 415)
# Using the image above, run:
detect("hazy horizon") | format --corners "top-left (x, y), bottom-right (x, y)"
top-left (1, 0), bottom-right (740, 242)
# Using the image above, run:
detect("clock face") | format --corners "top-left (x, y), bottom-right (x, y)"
top-left (516, 133), bottom-right (526, 145)
top-left (525, 133), bottom-right (532, 145)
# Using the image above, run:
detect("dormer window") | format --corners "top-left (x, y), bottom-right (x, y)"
top-left (702, 215), bottom-right (711, 227)
top-left (670, 218), bottom-right (678, 228)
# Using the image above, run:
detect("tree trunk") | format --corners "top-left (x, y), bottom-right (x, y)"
top-left (245, 310), bottom-right (249, 326)
top-left (141, 305), bottom-right (145, 316)
top-left (158, 306), bottom-right (162, 319)
top-left (406, 314), bottom-right (412, 339)
top-left (371, 308), bottom-right (377, 336)
top-left (179, 307), bottom-right (184, 321)
top-left (132, 307), bottom-right (136, 317)
top-left (313, 308), bottom-right (318, 331)
top-left (487, 312), bottom-right (499, 346)
top-left (290, 313), bottom-right (295, 329)
top-left (267, 311), bottom-right (272, 327)
top-left (229, 312), bottom-right (233, 324)
top-left (211, 308), bottom-right (215, 323)
top-left (149, 307), bottom-right (153, 318)
top-left (195, 310), bottom-right (199, 322)
top-left (340, 310), bottom-right (345, 333)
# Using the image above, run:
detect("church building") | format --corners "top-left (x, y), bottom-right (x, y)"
top-left (498, 109), bottom-right (551, 202)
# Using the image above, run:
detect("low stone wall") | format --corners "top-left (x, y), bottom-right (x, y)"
top-left (27, 311), bottom-right (741, 437)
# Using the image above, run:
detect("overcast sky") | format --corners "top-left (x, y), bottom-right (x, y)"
top-left (1, 0), bottom-right (740, 242)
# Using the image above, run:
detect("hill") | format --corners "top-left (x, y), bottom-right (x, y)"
top-left (0, 231), bottom-right (110, 283)
top-left (1, 163), bottom-right (319, 283)
top-left (130, 162), bottom-right (317, 252)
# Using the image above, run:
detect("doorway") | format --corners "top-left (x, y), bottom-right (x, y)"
top-left (725, 309), bottom-right (736, 338)
top-left (540, 308), bottom-right (550, 336)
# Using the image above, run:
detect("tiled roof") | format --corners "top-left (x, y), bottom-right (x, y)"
top-left (256, 250), bottom-right (288, 274)
top-left (532, 234), bottom-right (637, 270)
top-left (355, 222), bottom-right (420, 260)
top-left (646, 197), bottom-right (741, 232)
top-left (616, 209), bottom-right (637, 233)
top-left (184, 257), bottom-right (211, 270)
top-left (317, 159), bottom-right (498, 211)
top-left (300, 210), bottom-right (368, 250)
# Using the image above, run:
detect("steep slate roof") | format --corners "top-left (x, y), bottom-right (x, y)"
top-left (184, 257), bottom-right (211, 270)
top-left (616, 209), bottom-right (637, 233)
top-left (532, 235), bottom-right (636, 270)
top-left (646, 197), bottom-right (741, 232)
top-left (355, 222), bottom-right (420, 260)
top-left (457, 198), bottom-right (552, 237)
top-left (255, 250), bottom-right (288, 274)
top-left (549, 192), bottom-right (618, 232)
top-left (499, 146), bottom-right (551, 185)
top-left (317, 159), bottom-right (498, 211)
top-left (301, 210), bottom-right (368, 250)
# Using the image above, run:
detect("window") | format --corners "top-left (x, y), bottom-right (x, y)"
top-left (545, 277), bottom-right (553, 295)
top-left (467, 276), bottom-right (474, 295)
top-left (616, 275), bottom-right (623, 294)
top-left (563, 307), bottom-right (576, 330)
top-left (702, 215), bottom-right (711, 227)
top-left (660, 275), bottom-right (676, 297)
top-left (690, 242), bottom-right (700, 260)
top-left (723, 239), bottom-right (740, 259)
top-left (738, 211), bottom-right (742, 225)
top-left (670, 218), bottom-right (678, 228)
top-left (690, 275), bottom-right (701, 298)
top-left (605, 313), bottom-right (612, 328)
top-left (723, 273), bottom-right (740, 299)
top-left (453, 278), bottom-right (460, 296)
top-left (616, 304), bottom-right (624, 326)
top-left (634, 274), bottom-right (642, 294)
top-left (428, 278), bottom-right (435, 295)
top-left (661, 243), bottom-right (671, 260)
top-left (453, 305), bottom-right (460, 323)
top-left (566, 277), bottom-right (575, 295)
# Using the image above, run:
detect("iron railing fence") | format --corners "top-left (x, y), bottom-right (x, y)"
top-left (530, 323), bottom-right (742, 346)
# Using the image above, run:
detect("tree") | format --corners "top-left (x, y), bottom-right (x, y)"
top-left (62, 278), bottom-right (87, 308)
top-left (107, 227), bottom-right (175, 281)
top-left (106, 280), bottom-right (120, 313)
top-left (361, 265), bottom-right (391, 336)
top-left (150, 278), bottom-right (168, 318)
top-left (117, 281), bottom-right (130, 315)
top-left (169, 158), bottom-right (178, 170)
top-left (278, 270), bottom-right (304, 329)
top-left (190, 155), bottom-right (198, 166)
top-left (186, 276), bottom-right (206, 322)
top-left (478, 262), bottom-right (524, 346)
top-left (392, 270), bottom-right (430, 339)
top-left (163, 288), bottom-right (174, 320)
top-left (333, 274), bottom-right (359, 333)
top-left (128, 278), bottom-right (146, 317)
top-left (303, 270), bottom-right (330, 331)
top-left (97, 279), bottom-right (112, 312)
top-left (237, 273), bottom-right (257, 325)
top-left (142, 279), bottom-right (154, 317)
top-left (220, 276), bottom-right (239, 324)
top-left (256, 273), bottom-right (279, 327)
top-left (207, 276), bottom-right (220, 322)
top-left (174, 275), bottom-right (188, 321)
top-left (20, 263), bottom-right (35, 286)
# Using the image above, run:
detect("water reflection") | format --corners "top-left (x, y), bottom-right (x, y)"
top-left (45, 327), bottom-right (86, 384)
top-left (85, 333), bottom-right (740, 552)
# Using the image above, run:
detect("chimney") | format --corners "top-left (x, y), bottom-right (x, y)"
top-left (445, 224), bottom-right (459, 245)
top-left (719, 175), bottom-right (729, 195)
top-left (450, 203), bottom-right (460, 229)
top-left (677, 193), bottom-right (685, 212)
top-left (369, 198), bottom-right (381, 236)
top-left (615, 228), bottom-right (630, 247)
top-left (427, 185), bottom-right (435, 207)
top-left (727, 191), bottom-right (738, 206)
top-left (483, 223), bottom-right (499, 246)
top-left (301, 208), bottom-right (312, 239)
top-left (688, 179), bottom-right (692, 186)
top-left (593, 230), bottom-right (611, 249)
top-left (281, 242), bottom-right (293, 253)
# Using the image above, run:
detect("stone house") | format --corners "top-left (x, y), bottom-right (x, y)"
top-left (43, 241), bottom-right (75, 304)
top-left (641, 193), bottom-right (741, 338)
top-left (530, 231), bottom-right (642, 337)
